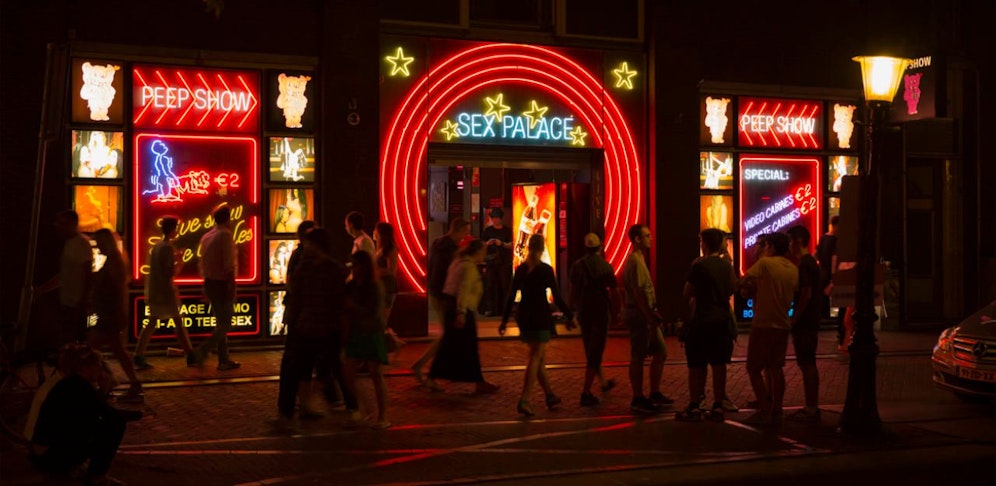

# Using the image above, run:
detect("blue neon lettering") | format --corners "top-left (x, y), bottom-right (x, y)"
top-left (455, 112), bottom-right (577, 143)
top-left (456, 113), bottom-right (472, 137)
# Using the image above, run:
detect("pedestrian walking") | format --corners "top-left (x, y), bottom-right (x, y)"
top-left (621, 224), bottom-right (673, 414)
top-left (500, 234), bottom-right (575, 417)
top-left (189, 204), bottom-right (241, 370)
top-left (787, 225), bottom-right (822, 422)
top-left (739, 231), bottom-right (798, 425)
top-left (342, 251), bottom-right (391, 429)
top-left (345, 211), bottom-right (375, 259)
top-left (815, 215), bottom-right (839, 322)
top-left (374, 222), bottom-right (400, 326)
top-left (35, 210), bottom-right (94, 348)
top-left (481, 208), bottom-right (512, 316)
top-left (134, 215), bottom-right (193, 370)
top-left (424, 240), bottom-right (500, 394)
top-left (567, 233), bottom-right (618, 407)
top-left (676, 228), bottom-right (736, 421)
top-left (410, 217), bottom-right (470, 383)
top-left (87, 229), bottom-right (144, 402)
top-left (277, 228), bottom-right (355, 422)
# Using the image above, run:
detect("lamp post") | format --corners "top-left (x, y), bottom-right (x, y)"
top-left (839, 55), bottom-right (909, 434)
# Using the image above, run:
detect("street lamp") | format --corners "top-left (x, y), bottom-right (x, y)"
top-left (839, 55), bottom-right (910, 434)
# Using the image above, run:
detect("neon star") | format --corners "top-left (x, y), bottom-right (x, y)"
top-left (612, 62), bottom-right (638, 90)
top-left (385, 47), bottom-right (415, 77)
top-left (522, 100), bottom-right (549, 130)
top-left (483, 93), bottom-right (511, 122)
top-left (569, 125), bottom-right (588, 146)
top-left (439, 120), bottom-right (460, 141)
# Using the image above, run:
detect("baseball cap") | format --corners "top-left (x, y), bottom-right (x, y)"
top-left (488, 207), bottom-right (504, 218)
top-left (584, 233), bottom-right (601, 248)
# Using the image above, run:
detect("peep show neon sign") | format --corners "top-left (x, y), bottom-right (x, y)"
top-left (436, 93), bottom-right (589, 146)
top-left (738, 155), bottom-right (821, 275)
top-left (133, 134), bottom-right (259, 284)
top-left (132, 66), bottom-right (259, 132)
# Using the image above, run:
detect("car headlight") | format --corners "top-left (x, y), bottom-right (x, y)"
top-left (935, 327), bottom-right (956, 353)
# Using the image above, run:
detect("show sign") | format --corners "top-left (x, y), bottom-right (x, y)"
top-left (132, 294), bottom-right (260, 340)
top-left (433, 92), bottom-right (592, 147)
top-left (133, 65), bottom-right (260, 132)
top-left (737, 97), bottom-right (823, 149)
top-left (132, 133), bottom-right (259, 284)
top-left (738, 155), bottom-right (821, 275)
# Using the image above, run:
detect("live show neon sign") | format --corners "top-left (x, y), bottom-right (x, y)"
top-left (132, 134), bottom-right (259, 284)
top-left (737, 97), bottom-right (823, 149)
top-left (133, 66), bottom-right (259, 132)
top-left (739, 155), bottom-right (821, 275)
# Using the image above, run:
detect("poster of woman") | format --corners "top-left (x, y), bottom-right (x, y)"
top-left (72, 130), bottom-right (124, 179)
top-left (269, 188), bottom-right (313, 234)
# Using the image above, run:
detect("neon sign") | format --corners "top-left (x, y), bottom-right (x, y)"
top-left (738, 155), bottom-right (821, 275)
top-left (381, 43), bottom-right (642, 292)
top-left (437, 93), bottom-right (587, 146)
top-left (385, 47), bottom-right (415, 77)
top-left (737, 97), bottom-right (823, 149)
top-left (133, 294), bottom-right (260, 339)
top-left (612, 62), bottom-right (637, 90)
top-left (133, 133), bottom-right (259, 284)
top-left (133, 66), bottom-right (259, 132)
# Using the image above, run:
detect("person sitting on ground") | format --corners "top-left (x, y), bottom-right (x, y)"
top-left (29, 343), bottom-right (145, 486)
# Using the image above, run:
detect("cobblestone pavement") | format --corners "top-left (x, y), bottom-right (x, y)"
top-left (3, 329), bottom-right (995, 485)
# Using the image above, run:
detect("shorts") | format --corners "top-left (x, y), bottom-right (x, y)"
top-left (684, 328), bottom-right (733, 369)
top-left (792, 327), bottom-right (819, 365)
top-left (626, 313), bottom-right (666, 359)
top-left (520, 330), bottom-right (551, 343)
top-left (579, 314), bottom-right (609, 368)
top-left (746, 327), bottom-right (790, 373)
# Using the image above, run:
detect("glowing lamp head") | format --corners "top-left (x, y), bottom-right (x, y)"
top-left (852, 55), bottom-right (911, 103)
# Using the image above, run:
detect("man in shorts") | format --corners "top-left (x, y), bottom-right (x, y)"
top-left (787, 225), bottom-right (822, 422)
top-left (568, 233), bottom-right (618, 406)
top-left (677, 228), bottom-right (736, 421)
top-left (740, 231), bottom-right (798, 425)
top-left (621, 224), bottom-right (673, 414)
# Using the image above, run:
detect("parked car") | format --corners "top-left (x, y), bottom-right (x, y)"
top-left (932, 300), bottom-right (996, 401)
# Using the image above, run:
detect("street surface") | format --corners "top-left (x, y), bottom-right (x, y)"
top-left (2, 328), bottom-right (994, 485)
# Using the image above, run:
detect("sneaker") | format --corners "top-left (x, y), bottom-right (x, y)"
top-left (217, 360), bottom-right (241, 371)
top-left (342, 410), bottom-right (366, 429)
top-left (648, 391), bottom-right (675, 407)
top-left (789, 408), bottom-right (821, 423)
top-left (630, 396), bottom-right (661, 415)
top-left (720, 399), bottom-right (739, 412)
top-left (600, 379), bottom-right (617, 394)
top-left (370, 420), bottom-right (392, 430)
top-left (579, 392), bottom-right (600, 407)
top-left (706, 403), bottom-right (726, 422)
top-left (133, 356), bottom-right (154, 371)
top-left (166, 347), bottom-right (187, 357)
top-left (675, 404), bottom-right (703, 422)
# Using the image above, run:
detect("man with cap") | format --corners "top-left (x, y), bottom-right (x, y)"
top-left (568, 232), bottom-right (619, 406)
top-left (481, 207), bottom-right (513, 316)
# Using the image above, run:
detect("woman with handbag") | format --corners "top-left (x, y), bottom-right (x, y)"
top-left (425, 240), bottom-right (500, 394)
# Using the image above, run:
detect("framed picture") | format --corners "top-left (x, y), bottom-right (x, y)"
top-left (71, 130), bottom-right (124, 179)
top-left (268, 137), bottom-right (315, 182)
top-left (269, 188), bottom-right (314, 234)
top-left (700, 194), bottom-right (733, 233)
top-left (73, 185), bottom-right (123, 233)
top-left (828, 155), bottom-right (859, 192)
top-left (269, 291), bottom-right (287, 336)
top-left (268, 240), bottom-right (298, 284)
top-left (699, 151), bottom-right (733, 190)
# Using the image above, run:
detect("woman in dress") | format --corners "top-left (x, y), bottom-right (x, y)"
top-left (373, 222), bottom-right (399, 323)
top-left (425, 240), bottom-right (500, 394)
top-left (342, 251), bottom-right (390, 429)
top-left (500, 234), bottom-right (576, 416)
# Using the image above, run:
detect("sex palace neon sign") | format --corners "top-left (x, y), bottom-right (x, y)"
top-left (436, 94), bottom-right (589, 146)
top-left (133, 134), bottom-right (259, 284)
top-left (133, 66), bottom-right (259, 132)
top-left (738, 155), bottom-right (821, 275)
top-left (382, 43), bottom-right (641, 292)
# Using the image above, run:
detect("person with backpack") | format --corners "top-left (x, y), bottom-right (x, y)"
top-left (568, 233), bottom-right (618, 407)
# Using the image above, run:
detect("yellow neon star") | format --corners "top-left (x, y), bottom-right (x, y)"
top-left (522, 100), bottom-right (549, 130)
top-left (439, 120), bottom-right (460, 141)
top-left (483, 93), bottom-right (511, 122)
top-left (612, 62), bottom-right (638, 90)
top-left (569, 125), bottom-right (588, 146)
top-left (385, 47), bottom-right (415, 77)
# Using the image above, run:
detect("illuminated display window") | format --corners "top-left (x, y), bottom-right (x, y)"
top-left (268, 291), bottom-right (287, 336)
top-left (73, 185), bottom-right (123, 233)
top-left (737, 97), bottom-right (824, 149)
top-left (268, 240), bottom-right (297, 284)
top-left (133, 294), bottom-right (260, 340)
top-left (828, 155), bottom-right (859, 192)
top-left (72, 130), bottom-right (125, 180)
top-left (132, 65), bottom-right (260, 132)
top-left (700, 96), bottom-right (732, 146)
top-left (830, 103), bottom-right (858, 150)
top-left (132, 133), bottom-right (259, 284)
top-left (511, 184), bottom-right (557, 273)
top-left (828, 196), bottom-right (841, 221)
top-left (738, 155), bottom-right (821, 275)
top-left (268, 137), bottom-right (315, 182)
top-left (699, 151), bottom-right (733, 190)
top-left (71, 59), bottom-right (125, 124)
top-left (269, 188), bottom-right (314, 235)
top-left (700, 195), bottom-right (733, 234)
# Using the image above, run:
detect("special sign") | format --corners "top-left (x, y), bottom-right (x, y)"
top-left (132, 294), bottom-right (260, 340)
top-left (132, 133), bottom-right (259, 284)
top-left (133, 65), bottom-right (260, 132)
top-left (737, 97), bottom-right (823, 149)
top-left (738, 155), bottom-right (821, 275)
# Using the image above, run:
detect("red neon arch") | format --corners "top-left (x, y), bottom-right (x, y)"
top-left (381, 43), bottom-right (642, 292)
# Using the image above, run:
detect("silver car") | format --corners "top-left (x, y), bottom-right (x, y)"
top-left (932, 300), bottom-right (996, 400)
